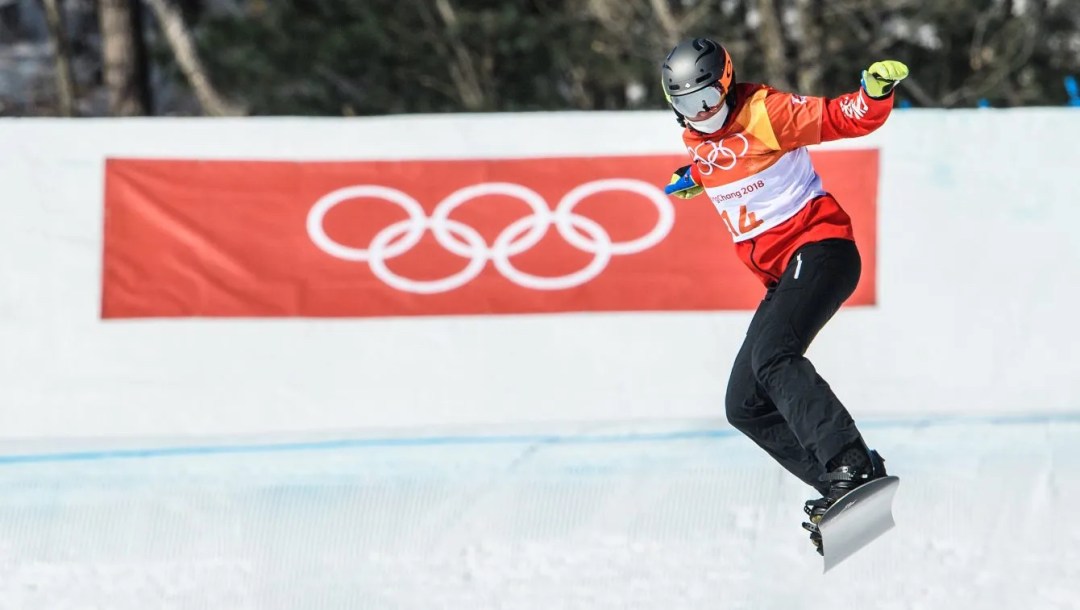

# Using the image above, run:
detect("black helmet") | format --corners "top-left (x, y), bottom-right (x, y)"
top-left (662, 38), bottom-right (736, 126)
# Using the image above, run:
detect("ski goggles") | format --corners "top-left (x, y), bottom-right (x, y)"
top-left (669, 83), bottom-right (728, 121)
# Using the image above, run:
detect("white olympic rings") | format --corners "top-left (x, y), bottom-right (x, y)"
top-left (688, 134), bottom-right (749, 174)
top-left (306, 179), bottom-right (675, 294)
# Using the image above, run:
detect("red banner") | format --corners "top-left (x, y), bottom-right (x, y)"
top-left (102, 152), bottom-right (877, 318)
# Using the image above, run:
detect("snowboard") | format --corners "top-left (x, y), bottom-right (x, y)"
top-left (818, 475), bottom-right (900, 573)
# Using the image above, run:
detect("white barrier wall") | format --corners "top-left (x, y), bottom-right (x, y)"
top-left (0, 110), bottom-right (1077, 440)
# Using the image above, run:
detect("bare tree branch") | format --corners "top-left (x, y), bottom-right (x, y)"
top-left (144, 0), bottom-right (245, 116)
top-left (821, 1), bottom-right (938, 106)
top-left (413, 0), bottom-right (488, 111)
top-left (99, 0), bottom-right (149, 115)
top-left (39, 0), bottom-right (76, 116)
top-left (433, 0), bottom-right (487, 111)
top-left (755, 0), bottom-right (793, 90)
top-left (794, 0), bottom-right (824, 94)
top-left (649, 0), bottom-right (680, 47)
top-left (681, 1), bottom-right (716, 29)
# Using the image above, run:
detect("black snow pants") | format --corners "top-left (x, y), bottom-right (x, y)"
top-left (725, 238), bottom-right (865, 495)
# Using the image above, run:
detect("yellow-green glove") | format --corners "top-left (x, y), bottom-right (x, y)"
top-left (862, 60), bottom-right (909, 99)
top-left (664, 165), bottom-right (704, 199)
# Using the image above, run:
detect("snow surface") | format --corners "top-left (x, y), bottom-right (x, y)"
top-left (0, 415), bottom-right (1077, 610)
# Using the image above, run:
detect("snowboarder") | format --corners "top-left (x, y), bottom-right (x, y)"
top-left (660, 37), bottom-right (908, 554)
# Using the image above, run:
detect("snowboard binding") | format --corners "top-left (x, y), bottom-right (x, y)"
top-left (802, 447), bottom-right (888, 555)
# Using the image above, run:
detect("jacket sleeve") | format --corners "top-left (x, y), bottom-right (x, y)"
top-left (763, 87), bottom-right (894, 150)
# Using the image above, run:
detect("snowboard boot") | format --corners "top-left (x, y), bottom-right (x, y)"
top-left (801, 442), bottom-right (887, 555)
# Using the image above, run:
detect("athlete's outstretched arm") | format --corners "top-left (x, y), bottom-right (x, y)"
top-left (764, 60), bottom-right (910, 148)
top-left (821, 61), bottom-right (909, 140)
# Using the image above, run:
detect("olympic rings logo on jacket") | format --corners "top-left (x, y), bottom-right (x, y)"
top-left (688, 134), bottom-right (750, 174)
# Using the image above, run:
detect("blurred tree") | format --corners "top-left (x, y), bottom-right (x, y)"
top-left (99, 0), bottom-right (151, 115)
top-left (3, 0), bottom-right (1080, 116)
top-left (754, 0), bottom-right (793, 91)
top-left (793, 0), bottom-right (824, 94)
top-left (144, 0), bottom-right (244, 115)
top-left (38, 0), bottom-right (76, 115)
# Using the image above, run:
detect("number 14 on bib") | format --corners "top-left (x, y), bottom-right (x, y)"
top-left (720, 205), bottom-right (764, 238)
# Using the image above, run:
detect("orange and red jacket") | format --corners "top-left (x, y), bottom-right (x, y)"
top-left (680, 82), bottom-right (893, 286)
